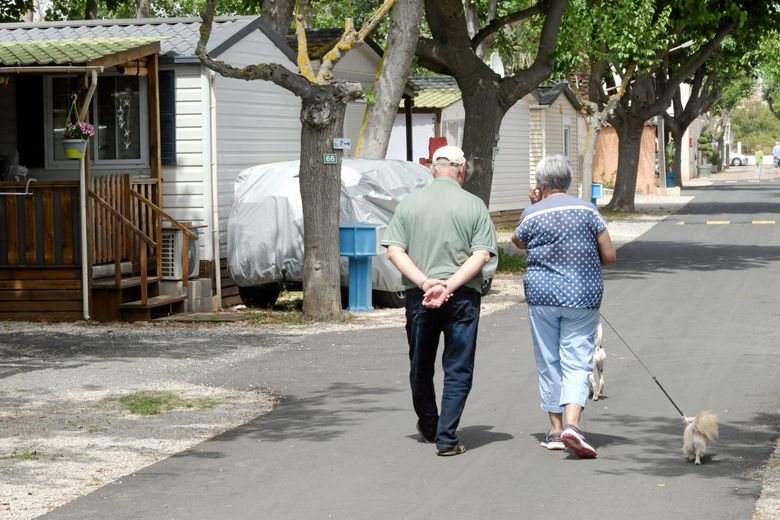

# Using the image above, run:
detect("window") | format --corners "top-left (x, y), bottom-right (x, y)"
top-left (563, 119), bottom-right (572, 159)
top-left (45, 75), bottom-right (149, 168)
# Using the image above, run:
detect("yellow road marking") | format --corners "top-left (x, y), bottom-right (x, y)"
top-left (675, 221), bottom-right (685, 225)
top-left (748, 180), bottom-right (760, 183)
top-left (706, 220), bottom-right (730, 225)
top-left (752, 220), bottom-right (776, 224)
top-left (726, 180), bottom-right (738, 183)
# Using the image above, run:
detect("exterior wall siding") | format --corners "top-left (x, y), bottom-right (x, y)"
top-left (159, 64), bottom-right (209, 258)
top-left (529, 105), bottom-right (544, 179)
top-left (213, 30), bottom-right (303, 257)
top-left (342, 101), bottom-right (368, 157)
top-left (490, 101), bottom-right (530, 212)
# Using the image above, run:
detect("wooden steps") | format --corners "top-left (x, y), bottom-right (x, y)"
top-left (93, 275), bottom-right (162, 289)
top-left (92, 273), bottom-right (187, 322)
top-left (119, 293), bottom-right (187, 321)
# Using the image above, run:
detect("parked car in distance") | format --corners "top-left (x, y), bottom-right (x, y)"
top-left (227, 159), bottom-right (497, 309)
top-left (730, 153), bottom-right (750, 166)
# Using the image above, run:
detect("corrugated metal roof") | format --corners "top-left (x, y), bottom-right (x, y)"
top-left (0, 17), bottom-right (257, 60)
top-left (413, 88), bottom-right (461, 108)
top-left (0, 36), bottom-right (159, 66)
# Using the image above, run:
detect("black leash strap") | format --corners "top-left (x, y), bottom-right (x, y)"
top-left (599, 312), bottom-right (686, 418)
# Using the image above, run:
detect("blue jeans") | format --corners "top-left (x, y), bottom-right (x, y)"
top-left (527, 305), bottom-right (600, 413)
top-left (405, 286), bottom-right (481, 450)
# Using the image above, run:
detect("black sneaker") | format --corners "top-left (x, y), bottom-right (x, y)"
top-left (561, 424), bottom-right (598, 458)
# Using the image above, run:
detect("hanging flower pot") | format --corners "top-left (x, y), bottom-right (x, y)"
top-left (60, 94), bottom-right (95, 160)
top-left (62, 139), bottom-right (88, 159)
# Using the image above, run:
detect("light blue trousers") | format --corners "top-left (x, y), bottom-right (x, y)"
top-left (528, 306), bottom-right (600, 413)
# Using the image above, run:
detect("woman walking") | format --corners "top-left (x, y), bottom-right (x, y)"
top-left (512, 155), bottom-right (616, 458)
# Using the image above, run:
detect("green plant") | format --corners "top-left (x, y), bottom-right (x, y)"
top-left (497, 248), bottom-right (527, 273)
top-left (665, 140), bottom-right (676, 170)
top-left (113, 391), bottom-right (217, 416)
top-left (698, 134), bottom-right (718, 163)
top-left (10, 449), bottom-right (39, 461)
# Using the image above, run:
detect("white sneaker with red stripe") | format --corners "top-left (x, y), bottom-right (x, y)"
top-left (561, 424), bottom-right (598, 458)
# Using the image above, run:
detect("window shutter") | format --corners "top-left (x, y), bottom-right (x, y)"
top-left (159, 70), bottom-right (176, 165)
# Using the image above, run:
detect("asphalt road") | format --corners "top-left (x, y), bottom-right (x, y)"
top-left (46, 173), bottom-right (780, 520)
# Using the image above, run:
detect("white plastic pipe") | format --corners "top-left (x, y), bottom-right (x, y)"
top-left (209, 72), bottom-right (222, 309)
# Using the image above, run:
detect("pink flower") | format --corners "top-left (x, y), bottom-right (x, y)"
top-left (63, 121), bottom-right (95, 140)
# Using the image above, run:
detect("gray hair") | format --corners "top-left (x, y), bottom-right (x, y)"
top-left (535, 155), bottom-right (572, 191)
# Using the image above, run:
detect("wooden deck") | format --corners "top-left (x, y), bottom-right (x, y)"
top-left (0, 175), bottom-right (196, 322)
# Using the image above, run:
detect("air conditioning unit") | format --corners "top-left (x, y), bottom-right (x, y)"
top-left (161, 228), bottom-right (199, 281)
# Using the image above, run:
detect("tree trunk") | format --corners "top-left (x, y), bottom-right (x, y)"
top-left (136, 0), bottom-right (150, 18)
top-left (299, 91), bottom-right (348, 321)
top-left (261, 0), bottom-right (296, 37)
top-left (84, 0), bottom-right (97, 19)
top-left (460, 88), bottom-right (506, 207)
top-left (606, 116), bottom-right (645, 212)
top-left (670, 129), bottom-right (684, 188)
top-left (582, 102), bottom-right (603, 201)
top-left (355, 0), bottom-right (423, 159)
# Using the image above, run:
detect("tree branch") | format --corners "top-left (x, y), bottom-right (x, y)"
top-left (502, 0), bottom-right (566, 105)
top-left (295, 9), bottom-right (317, 82)
top-left (197, 0), bottom-right (314, 99)
top-left (315, 0), bottom-right (398, 84)
top-left (472, 0), bottom-right (547, 52)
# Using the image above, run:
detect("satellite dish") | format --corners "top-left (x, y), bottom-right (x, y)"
top-left (489, 52), bottom-right (505, 78)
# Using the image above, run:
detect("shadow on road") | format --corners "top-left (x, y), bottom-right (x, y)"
top-left (603, 240), bottom-right (778, 280)
top-left (0, 330), bottom-right (288, 381)
top-left (201, 382), bottom-right (405, 446)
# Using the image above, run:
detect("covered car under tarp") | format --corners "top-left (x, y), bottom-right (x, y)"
top-left (228, 158), bottom-right (495, 307)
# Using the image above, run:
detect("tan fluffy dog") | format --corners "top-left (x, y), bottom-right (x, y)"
top-left (683, 411), bottom-right (719, 464)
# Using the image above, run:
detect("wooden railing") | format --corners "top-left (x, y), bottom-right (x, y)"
top-left (0, 181), bottom-right (80, 266)
top-left (130, 190), bottom-right (198, 288)
top-left (88, 190), bottom-right (156, 304)
top-left (90, 176), bottom-right (133, 266)
top-left (130, 178), bottom-right (160, 267)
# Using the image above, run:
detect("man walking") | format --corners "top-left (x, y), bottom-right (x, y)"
top-left (382, 145), bottom-right (497, 457)
top-left (772, 141), bottom-right (780, 170)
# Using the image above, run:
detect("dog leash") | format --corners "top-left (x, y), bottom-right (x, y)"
top-left (599, 312), bottom-right (687, 418)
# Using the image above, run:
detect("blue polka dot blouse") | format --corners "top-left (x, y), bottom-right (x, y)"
top-left (515, 194), bottom-right (607, 309)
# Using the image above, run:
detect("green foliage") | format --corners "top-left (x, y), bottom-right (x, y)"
top-left (43, 0), bottom-right (256, 21)
top-left (553, 0), bottom-right (673, 81)
top-left (730, 98), bottom-right (780, 153)
top-left (9, 449), bottom-right (39, 461)
top-left (698, 134), bottom-right (718, 163)
top-left (759, 30), bottom-right (780, 118)
top-left (497, 247), bottom-right (526, 273)
top-left (114, 391), bottom-right (217, 415)
top-left (0, 0), bottom-right (33, 22)
top-left (665, 139), bottom-right (675, 170)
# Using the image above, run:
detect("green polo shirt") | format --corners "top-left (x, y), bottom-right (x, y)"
top-left (381, 176), bottom-right (497, 292)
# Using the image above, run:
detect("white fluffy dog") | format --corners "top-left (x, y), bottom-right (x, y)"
top-left (588, 323), bottom-right (606, 400)
top-left (683, 410), bottom-right (719, 465)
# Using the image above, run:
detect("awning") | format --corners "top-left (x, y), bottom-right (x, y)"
top-left (0, 36), bottom-right (161, 69)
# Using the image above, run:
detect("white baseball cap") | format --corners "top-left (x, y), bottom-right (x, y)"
top-left (432, 145), bottom-right (466, 165)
